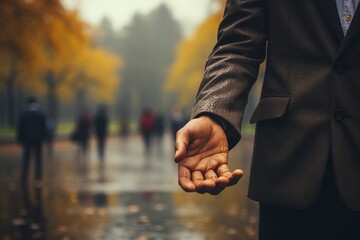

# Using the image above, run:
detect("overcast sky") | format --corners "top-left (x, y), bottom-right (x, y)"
top-left (61, 0), bottom-right (215, 35)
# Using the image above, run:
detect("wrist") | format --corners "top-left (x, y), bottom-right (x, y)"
top-left (194, 113), bottom-right (239, 150)
top-left (196, 114), bottom-right (226, 132)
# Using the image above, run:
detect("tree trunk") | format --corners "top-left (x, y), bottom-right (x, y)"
top-left (0, 90), bottom-right (5, 127)
top-left (76, 87), bottom-right (86, 113)
top-left (6, 61), bottom-right (16, 127)
top-left (45, 70), bottom-right (58, 121)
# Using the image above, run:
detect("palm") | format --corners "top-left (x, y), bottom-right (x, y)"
top-left (180, 126), bottom-right (228, 172)
top-left (174, 116), bottom-right (243, 194)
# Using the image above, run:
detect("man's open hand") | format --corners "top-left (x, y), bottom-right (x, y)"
top-left (174, 116), bottom-right (243, 195)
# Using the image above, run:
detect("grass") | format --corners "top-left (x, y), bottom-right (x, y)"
top-left (241, 123), bottom-right (256, 138)
top-left (0, 122), bottom-right (255, 140)
top-left (0, 127), bottom-right (15, 138)
top-left (0, 121), bottom-right (122, 140)
top-left (0, 123), bottom-right (75, 140)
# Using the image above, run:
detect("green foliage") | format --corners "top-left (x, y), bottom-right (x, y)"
top-left (0, 126), bottom-right (15, 139)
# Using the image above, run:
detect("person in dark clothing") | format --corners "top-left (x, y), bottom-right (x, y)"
top-left (73, 109), bottom-right (91, 162)
top-left (16, 97), bottom-right (47, 188)
top-left (94, 105), bottom-right (108, 164)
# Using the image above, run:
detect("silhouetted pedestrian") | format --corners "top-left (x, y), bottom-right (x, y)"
top-left (16, 97), bottom-right (47, 188)
top-left (94, 105), bottom-right (108, 165)
top-left (72, 109), bottom-right (91, 165)
top-left (139, 109), bottom-right (155, 155)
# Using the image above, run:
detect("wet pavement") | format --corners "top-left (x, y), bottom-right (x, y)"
top-left (0, 133), bottom-right (258, 240)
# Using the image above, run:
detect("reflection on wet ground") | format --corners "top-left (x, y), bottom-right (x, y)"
top-left (0, 133), bottom-right (258, 240)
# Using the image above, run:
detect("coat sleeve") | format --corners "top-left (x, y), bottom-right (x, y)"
top-left (191, 0), bottom-right (268, 149)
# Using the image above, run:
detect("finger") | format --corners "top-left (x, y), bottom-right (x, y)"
top-left (228, 169), bottom-right (244, 186)
top-left (214, 176), bottom-right (230, 187)
top-left (215, 164), bottom-right (233, 186)
top-left (204, 170), bottom-right (217, 181)
top-left (204, 170), bottom-right (218, 190)
top-left (207, 169), bottom-right (243, 195)
top-left (214, 166), bottom-right (231, 187)
top-left (192, 171), bottom-right (216, 192)
top-left (216, 164), bottom-right (243, 187)
top-left (192, 171), bottom-right (206, 194)
top-left (178, 165), bottom-right (196, 192)
top-left (192, 171), bottom-right (205, 187)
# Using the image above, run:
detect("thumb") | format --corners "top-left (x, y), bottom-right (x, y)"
top-left (174, 128), bottom-right (189, 163)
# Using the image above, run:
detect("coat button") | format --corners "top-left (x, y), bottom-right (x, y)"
top-left (334, 64), bottom-right (345, 73)
top-left (333, 109), bottom-right (350, 121)
top-left (344, 15), bottom-right (352, 22)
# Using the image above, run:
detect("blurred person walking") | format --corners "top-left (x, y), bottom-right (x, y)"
top-left (139, 108), bottom-right (155, 155)
top-left (71, 109), bottom-right (91, 171)
top-left (16, 97), bottom-right (47, 188)
top-left (94, 105), bottom-right (109, 165)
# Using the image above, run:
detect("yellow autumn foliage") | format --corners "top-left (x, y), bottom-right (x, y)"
top-left (0, 0), bottom-right (80, 72)
top-left (0, 0), bottom-right (122, 104)
top-left (165, 0), bottom-right (226, 107)
top-left (57, 46), bottom-right (122, 103)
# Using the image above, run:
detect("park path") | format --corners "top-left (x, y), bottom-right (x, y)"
top-left (0, 133), bottom-right (258, 240)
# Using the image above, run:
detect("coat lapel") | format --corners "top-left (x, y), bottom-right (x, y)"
top-left (337, 5), bottom-right (360, 56)
top-left (315, 0), bottom-right (344, 44)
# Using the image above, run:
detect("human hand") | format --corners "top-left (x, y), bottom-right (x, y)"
top-left (174, 116), bottom-right (243, 195)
